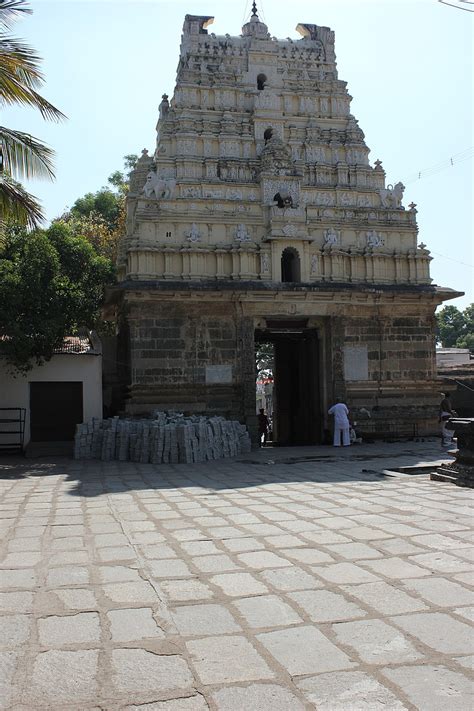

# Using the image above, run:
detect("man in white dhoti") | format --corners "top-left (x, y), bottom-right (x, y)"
top-left (328, 401), bottom-right (351, 447)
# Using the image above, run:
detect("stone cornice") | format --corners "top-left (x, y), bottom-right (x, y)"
top-left (108, 280), bottom-right (462, 304)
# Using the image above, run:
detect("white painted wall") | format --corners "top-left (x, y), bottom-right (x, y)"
top-left (436, 349), bottom-right (471, 367)
top-left (0, 354), bottom-right (102, 447)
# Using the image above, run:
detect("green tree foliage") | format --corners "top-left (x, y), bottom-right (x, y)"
top-left (106, 154), bottom-right (138, 195)
top-left (256, 342), bottom-right (274, 381)
top-left (0, 222), bottom-right (114, 373)
top-left (0, 1), bottom-right (65, 230)
top-left (436, 303), bottom-right (474, 350)
top-left (70, 189), bottom-right (120, 231)
top-left (455, 303), bottom-right (474, 350)
top-left (58, 154), bottom-right (137, 260)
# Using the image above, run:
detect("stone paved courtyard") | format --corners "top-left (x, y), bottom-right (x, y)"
top-left (1, 442), bottom-right (473, 710)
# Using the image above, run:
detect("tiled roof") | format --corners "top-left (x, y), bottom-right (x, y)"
top-left (52, 335), bottom-right (93, 354)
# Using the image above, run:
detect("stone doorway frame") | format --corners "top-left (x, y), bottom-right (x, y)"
top-left (255, 320), bottom-right (324, 445)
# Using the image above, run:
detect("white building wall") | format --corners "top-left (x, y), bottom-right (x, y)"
top-left (436, 349), bottom-right (471, 367)
top-left (0, 354), bottom-right (102, 447)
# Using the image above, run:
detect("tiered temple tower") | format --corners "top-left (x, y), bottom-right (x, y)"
top-left (111, 8), bottom-right (460, 443)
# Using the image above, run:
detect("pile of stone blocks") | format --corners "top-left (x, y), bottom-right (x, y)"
top-left (74, 412), bottom-right (251, 463)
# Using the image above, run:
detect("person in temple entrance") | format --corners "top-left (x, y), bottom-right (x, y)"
top-left (258, 408), bottom-right (269, 447)
top-left (439, 392), bottom-right (457, 448)
top-left (328, 401), bottom-right (351, 447)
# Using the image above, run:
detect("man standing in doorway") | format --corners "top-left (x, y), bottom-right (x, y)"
top-left (328, 401), bottom-right (351, 447)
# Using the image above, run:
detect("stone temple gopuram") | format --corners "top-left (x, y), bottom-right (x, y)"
top-left (110, 7), bottom-right (461, 444)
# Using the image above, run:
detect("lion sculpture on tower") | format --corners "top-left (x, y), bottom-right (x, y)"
top-left (379, 182), bottom-right (405, 209)
top-left (143, 171), bottom-right (176, 200)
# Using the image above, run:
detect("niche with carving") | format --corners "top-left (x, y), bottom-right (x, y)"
top-left (273, 192), bottom-right (293, 209)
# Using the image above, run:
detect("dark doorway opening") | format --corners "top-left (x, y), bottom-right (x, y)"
top-left (281, 247), bottom-right (301, 282)
top-left (255, 323), bottom-right (321, 445)
top-left (30, 382), bottom-right (83, 442)
top-left (256, 341), bottom-right (275, 446)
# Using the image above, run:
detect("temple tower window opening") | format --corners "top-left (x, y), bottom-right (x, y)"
top-left (257, 73), bottom-right (267, 90)
top-left (281, 247), bottom-right (301, 282)
top-left (264, 127), bottom-right (273, 142)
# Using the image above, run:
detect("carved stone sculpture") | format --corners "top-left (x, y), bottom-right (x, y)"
top-left (260, 137), bottom-right (293, 175)
top-left (366, 230), bottom-right (384, 248)
top-left (235, 223), bottom-right (251, 242)
top-left (324, 228), bottom-right (340, 246)
top-left (273, 191), bottom-right (294, 209)
top-left (159, 94), bottom-right (169, 120)
top-left (282, 224), bottom-right (297, 237)
top-left (143, 171), bottom-right (176, 200)
top-left (379, 182), bottom-right (405, 209)
top-left (186, 224), bottom-right (201, 243)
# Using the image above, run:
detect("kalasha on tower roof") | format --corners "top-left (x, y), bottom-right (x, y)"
top-left (241, 1), bottom-right (270, 38)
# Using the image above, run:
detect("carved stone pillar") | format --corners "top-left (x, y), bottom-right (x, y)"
top-left (215, 249), bottom-right (226, 279)
top-left (239, 249), bottom-right (255, 279)
top-left (237, 313), bottom-right (258, 443)
top-left (180, 247), bottom-right (191, 279)
top-left (163, 248), bottom-right (175, 279)
top-left (408, 253), bottom-right (416, 283)
top-left (394, 252), bottom-right (403, 283)
top-left (364, 252), bottom-right (375, 283)
top-left (231, 249), bottom-right (239, 280)
top-left (331, 316), bottom-right (347, 402)
top-left (189, 250), bottom-right (201, 279)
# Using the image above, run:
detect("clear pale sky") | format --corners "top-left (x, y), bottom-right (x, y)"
top-left (4, 0), bottom-right (473, 308)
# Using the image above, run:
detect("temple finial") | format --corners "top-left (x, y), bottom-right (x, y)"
top-left (242, 0), bottom-right (269, 37)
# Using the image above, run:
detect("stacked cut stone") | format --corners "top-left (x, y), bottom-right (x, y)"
top-left (74, 412), bottom-right (251, 463)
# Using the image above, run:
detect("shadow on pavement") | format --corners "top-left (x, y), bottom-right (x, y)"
top-left (0, 443), bottom-right (453, 497)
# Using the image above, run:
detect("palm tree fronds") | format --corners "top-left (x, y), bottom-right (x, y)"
top-left (0, 76), bottom-right (66, 121)
top-left (0, 1), bottom-right (32, 31)
top-left (1, 125), bottom-right (55, 180)
top-left (0, 0), bottom-right (64, 227)
top-left (0, 36), bottom-right (45, 85)
top-left (0, 173), bottom-right (43, 228)
top-left (0, 38), bottom-right (66, 121)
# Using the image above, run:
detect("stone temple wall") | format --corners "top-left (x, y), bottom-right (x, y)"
top-left (123, 298), bottom-right (256, 428)
top-left (110, 284), bottom-right (445, 442)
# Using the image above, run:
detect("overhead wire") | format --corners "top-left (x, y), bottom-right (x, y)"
top-left (438, 0), bottom-right (474, 12)
top-left (402, 149), bottom-right (472, 274)
top-left (258, 0), bottom-right (268, 24)
top-left (430, 251), bottom-right (474, 269)
top-left (404, 147), bottom-right (473, 184)
top-left (241, 0), bottom-right (250, 25)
